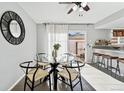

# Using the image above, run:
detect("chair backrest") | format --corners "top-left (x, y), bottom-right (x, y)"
top-left (63, 60), bottom-right (85, 80)
top-left (37, 53), bottom-right (48, 62)
top-left (59, 53), bottom-right (75, 63)
top-left (19, 61), bottom-right (39, 74)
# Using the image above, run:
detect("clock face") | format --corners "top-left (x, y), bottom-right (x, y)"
top-left (0, 11), bottom-right (25, 45)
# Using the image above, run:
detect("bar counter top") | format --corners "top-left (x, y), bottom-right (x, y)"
top-left (93, 46), bottom-right (124, 58)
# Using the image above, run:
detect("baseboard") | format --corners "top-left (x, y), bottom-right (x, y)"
top-left (8, 74), bottom-right (25, 91)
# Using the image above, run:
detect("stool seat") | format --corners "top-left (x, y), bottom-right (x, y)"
top-left (93, 52), bottom-right (98, 54)
top-left (118, 58), bottom-right (124, 63)
top-left (100, 54), bottom-right (106, 56)
top-left (93, 53), bottom-right (99, 56)
top-left (102, 54), bottom-right (109, 57)
top-left (107, 56), bottom-right (118, 59)
top-left (104, 55), bottom-right (111, 58)
top-left (118, 58), bottom-right (124, 60)
top-left (92, 52), bottom-right (102, 65)
top-left (95, 53), bottom-right (102, 56)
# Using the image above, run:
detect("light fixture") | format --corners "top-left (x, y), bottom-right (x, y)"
top-left (67, 2), bottom-right (90, 14)
top-left (79, 7), bottom-right (83, 12)
top-left (72, 4), bottom-right (78, 11)
top-left (81, 2), bottom-right (87, 8)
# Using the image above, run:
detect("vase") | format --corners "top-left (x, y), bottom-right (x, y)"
top-left (52, 49), bottom-right (57, 63)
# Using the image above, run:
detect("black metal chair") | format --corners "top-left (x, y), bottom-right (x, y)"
top-left (19, 61), bottom-right (51, 91)
top-left (59, 53), bottom-right (75, 66)
top-left (36, 53), bottom-right (49, 69)
top-left (58, 60), bottom-right (85, 91)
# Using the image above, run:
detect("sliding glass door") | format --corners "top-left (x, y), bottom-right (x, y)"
top-left (68, 31), bottom-right (86, 61)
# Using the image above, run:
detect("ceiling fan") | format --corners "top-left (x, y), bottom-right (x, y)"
top-left (59, 2), bottom-right (90, 14)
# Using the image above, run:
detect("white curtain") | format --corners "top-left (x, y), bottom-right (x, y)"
top-left (46, 24), bottom-right (68, 61)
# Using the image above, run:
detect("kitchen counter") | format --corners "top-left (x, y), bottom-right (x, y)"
top-left (93, 47), bottom-right (124, 58)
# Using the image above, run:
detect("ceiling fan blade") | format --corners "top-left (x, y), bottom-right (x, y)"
top-left (67, 8), bottom-right (73, 14)
top-left (59, 2), bottom-right (72, 4)
top-left (83, 5), bottom-right (90, 11)
top-left (67, 4), bottom-right (78, 14)
top-left (74, 2), bottom-right (81, 5)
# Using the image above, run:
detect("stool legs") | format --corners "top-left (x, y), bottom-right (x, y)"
top-left (108, 58), bottom-right (120, 77)
top-left (107, 58), bottom-right (109, 70)
top-left (92, 54), bottom-right (122, 79)
top-left (115, 61), bottom-right (120, 75)
top-left (91, 54), bottom-right (95, 63)
top-left (97, 56), bottom-right (100, 68)
top-left (110, 59), bottom-right (112, 76)
top-left (92, 53), bottom-right (96, 64)
top-left (101, 56), bottom-right (105, 68)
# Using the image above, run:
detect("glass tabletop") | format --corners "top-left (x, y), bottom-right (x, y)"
top-left (34, 55), bottom-right (85, 69)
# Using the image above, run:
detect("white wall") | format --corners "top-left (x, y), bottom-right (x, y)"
top-left (37, 24), bottom-right (110, 63)
top-left (0, 3), bottom-right (37, 90)
top-left (37, 24), bottom-right (48, 53)
top-left (87, 28), bottom-right (111, 62)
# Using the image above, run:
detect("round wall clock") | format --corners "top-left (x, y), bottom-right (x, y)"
top-left (0, 11), bottom-right (25, 45)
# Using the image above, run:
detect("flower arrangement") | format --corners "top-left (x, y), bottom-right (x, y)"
top-left (53, 43), bottom-right (61, 50)
top-left (52, 43), bottom-right (61, 62)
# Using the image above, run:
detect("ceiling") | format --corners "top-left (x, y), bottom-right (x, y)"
top-left (18, 2), bottom-right (124, 24)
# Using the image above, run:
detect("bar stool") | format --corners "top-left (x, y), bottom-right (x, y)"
top-left (102, 54), bottom-right (110, 70)
top-left (92, 52), bottom-right (98, 63)
top-left (117, 58), bottom-right (124, 75)
top-left (107, 55), bottom-right (119, 76)
top-left (92, 53), bottom-right (101, 62)
top-left (100, 54), bottom-right (106, 68)
top-left (95, 53), bottom-right (103, 68)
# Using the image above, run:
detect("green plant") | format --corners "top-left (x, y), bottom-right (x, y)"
top-left (53, 43), bottom-right (61, 50)
top-left (52, 43), bottom-right (61, 59)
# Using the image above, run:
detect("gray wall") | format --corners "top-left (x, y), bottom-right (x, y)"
top-left (0, 3), bottom-right (37, 90)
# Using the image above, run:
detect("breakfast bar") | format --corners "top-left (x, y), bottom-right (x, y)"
top-left (92, 46), bottom-right (124, 76)
top-left (93, 48), bottom-right (124, 58)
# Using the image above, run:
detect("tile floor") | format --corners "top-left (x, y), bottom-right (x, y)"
top-left (81, 64), bottom-right (124, 91)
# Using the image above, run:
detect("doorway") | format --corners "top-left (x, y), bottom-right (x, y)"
top-left (68, 31), bottom-right (86, 61)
